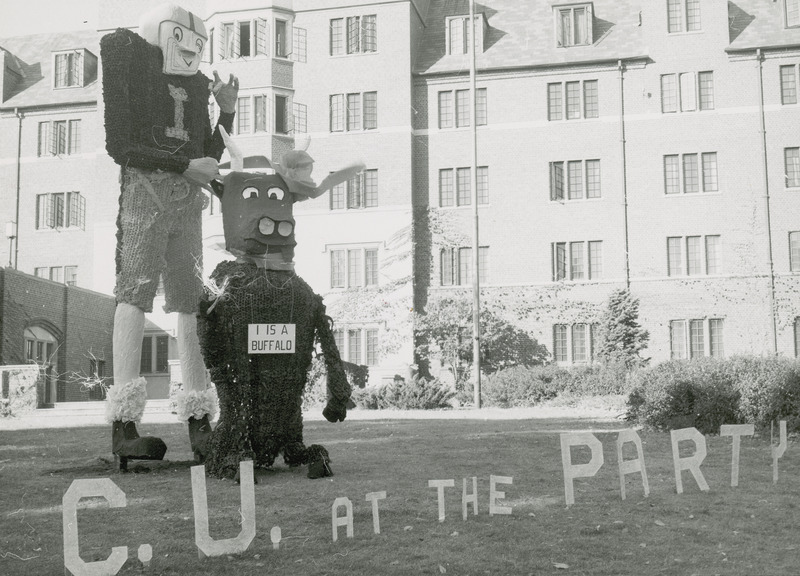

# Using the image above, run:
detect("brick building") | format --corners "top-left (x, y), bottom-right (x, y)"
top-left (0, 267), bottom-right (115, 405)
top-left (1, 0), bottom-right (799, 393)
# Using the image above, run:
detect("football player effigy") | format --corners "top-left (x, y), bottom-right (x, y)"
top-left (100, 3), bottom-right (238, 469)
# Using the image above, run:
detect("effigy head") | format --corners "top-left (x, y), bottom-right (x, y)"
top-left (138, 3), bottom-right (207, 76)
top-left (213, 126), bottom-right (365, 269)
top-left (219, 171), bottom-right (296, 269)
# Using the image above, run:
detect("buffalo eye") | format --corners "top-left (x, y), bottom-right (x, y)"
top-left (241, 186), bottom-right (259, 200)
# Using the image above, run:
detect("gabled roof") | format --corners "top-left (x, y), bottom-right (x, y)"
top-left (0, 30), bottom-right (99, 109)
top-left (413, 0), bottom-right (646, 76)
top-left (727, 0), bottom-right (800, 52)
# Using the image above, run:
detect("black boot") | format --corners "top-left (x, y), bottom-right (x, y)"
top-left (112, 421), bottom-right (167, 472)
top-left (306, 444), bottom-right (333, 479)
top-left (188, 415), bottom-right (212, 463)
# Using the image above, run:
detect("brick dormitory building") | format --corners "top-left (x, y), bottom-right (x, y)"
top-left (1, 0), bottom-right (799, 404)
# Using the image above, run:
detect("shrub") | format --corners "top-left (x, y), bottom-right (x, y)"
top-left (626, 356), bottom-right (800, 434)
top-left (728, 356), bottom-right (800, 430)
top-left (560, 361), bottom-right (637, 397)
top-left (481, 365), bottom-right (565, 408)
top-left (480, 363), bottom-right (636, 409)
top-left (303, 357), bottom-right (330, 409)
top-left (627, 358), bottom-right (743, 433)
top-left (353, 375), bottom-right (454, 410)
top-left (303, 357), bottom-right (371, 410)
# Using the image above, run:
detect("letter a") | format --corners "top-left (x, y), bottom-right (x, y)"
top-left (332, 497), bottom-right (354, 541)
top-left (616, 429), bottom-right (649, 500)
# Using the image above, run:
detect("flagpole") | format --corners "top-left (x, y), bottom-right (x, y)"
top-left (468, 0), bottom-right (481, 408)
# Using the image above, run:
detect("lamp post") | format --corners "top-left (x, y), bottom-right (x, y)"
top-left (5, 221), bottom-right (16, 268)
top-left (468, 0), bottom-right (481, 408)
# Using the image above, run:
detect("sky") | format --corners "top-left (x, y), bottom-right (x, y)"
top-left (0, 0), bottom-right (99, 38)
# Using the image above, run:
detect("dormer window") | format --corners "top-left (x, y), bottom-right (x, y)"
top-left (54, 51), bottom-right (82, 88)
top-left (52, 48), bottom-right (97, 89)
top-left (446, 14), bottom-right (486, 55)
top-left (555, 3), bottom-right (593, 47)
top-left (786, 0), bottom-right (800, 28)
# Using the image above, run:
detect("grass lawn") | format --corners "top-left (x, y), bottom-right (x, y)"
top-left (1, 414), bottom-right (799, 575)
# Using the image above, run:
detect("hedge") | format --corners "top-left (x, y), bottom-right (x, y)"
top-left (626, 356), bottom-right (800, 433)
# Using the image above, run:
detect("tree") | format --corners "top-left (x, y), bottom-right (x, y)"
top-left (414, 295), bottom-right (548, 392)
top-left (596, 288), bottom-right (650, 369)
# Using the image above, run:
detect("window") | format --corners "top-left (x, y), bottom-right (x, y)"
top-left (446, 14), bottom-right (485, 55)
top-left (440, 246), bottom-right (489, 286)
top-left (553, 323), bottom-right (597, 364)
top-left (330, 92), bottom-right (377, 132)
top-left (550, 159), bottom-right (601, 200)
top-left (795, 318), bottom-right (800, 357)
top-left (292, 27), bottom-right (307, 63)
top-left (552, 241), bottom-right (602, 281)
top-left (663, 152), bottom-right (718, 194)
top-left (330, 170), bottom-right (377, 210)
top-left (275, 95), bottom-right (289, 134)
top-left (334, 327), bottom-right (379, 366)
top-left (36, 192), bottom-right (85, 230)
top-left (236, 97), bottom-right (251, 134)
top-left (439, 167), bottom-right (489, 207)
top-left (790, 231), bottom-right (800, 272)
top-left (670, 319), bottom-right (724, 359)
top-left (205, 27), bottom-right (214, 63)
top-left (363, 92), bottom-right (377, 129)
top-left (547, 80), bottom-right (598, 120)
top-left (780, 65), bottom-right (798, 105)
top-left (365, 328), bottom-right (379, 366)
top-left (555, 4), bottom-right (593, 47)
top-left (49, 266), bottom-right (63, 283)
top-left (348, 329), bottom-right (362, 364)
top-left (667, 0), bottom-right (701, 33)
top-left (140, 335), bottom-right (169, 374)
top-left (239, 21), bottom-right (251, 56)
top-left (24, 326), bottom-right (56, 365)
top-left (785, 147), bottom-right (800, 188)
top-left (221, 23), bottom-right (235, 59)
top-left (330, 19), bottom-right (344, 55)
top-left (54, 51), bottom-right (83, 88)
top-left (293, 102), bottom-right (308, 133)
top-left (330, 246), bottom-right (379, 288)
top-left (255, 20), bottom-right (269, 56)
top-left (347, 93), bottom-right (361, 131)
top-left (275, 20), bottom-right (288, 58)
top-left (438, 88), bottom-right (487, 129)
top-left (661, 71), bottom-right (714, 112)
top-left (34, 267), bottom-right (48, 278)
top-left (330, 14), bottom-right (377, 55)
top-left (251, 95), bottom-right (305, 134)
top-left (37, 119), bottom-right (81, 156)
top-left (786, 0), bottom-right (800, 28)
top-left (65, 266), bottom-right (78, 286)
top-left (667, 235), bottom-right (721, 276)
